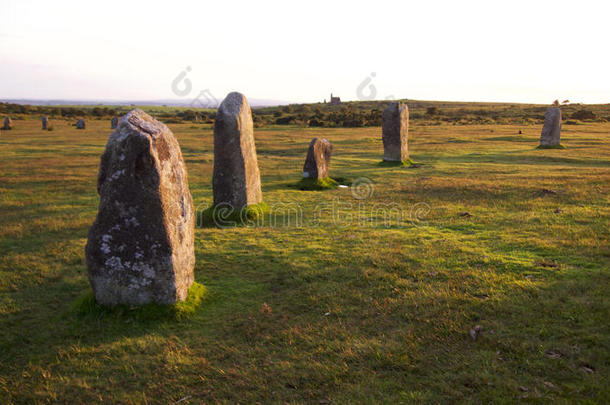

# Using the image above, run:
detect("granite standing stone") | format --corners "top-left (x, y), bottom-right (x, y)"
top-left (540, 107), bottom-right (562, 147)
top-left (382, 102), bottom-right (409, 162)
top-left (42, 116), bottom-right (48, 130)
top-left (303, 138), bottom-right (332, 179)
top-left (3, 117), bottom-right (12, 130)
top-left (85, 109), bottom-right (195, 306)
top-left (76, 119), bottom-right (86, 129)
top-left (111, 116), bottom-right (118, 129)
top-left (213, 92), bottom-right (262, 209)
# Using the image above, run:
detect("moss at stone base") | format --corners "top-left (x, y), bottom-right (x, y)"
top-left (295, 177), bottom-right (339, 190)
top-left (536, 144), bottom-right (566, 149)
top-left (73, 282), bottom-right (207, 321)
top-left (378, 158), bottom-right (416, 167)
top-left (197, 202), bottom-right (269, 228)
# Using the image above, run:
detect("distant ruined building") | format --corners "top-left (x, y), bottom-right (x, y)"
top-left (329, 93), bottom-right (341, 105)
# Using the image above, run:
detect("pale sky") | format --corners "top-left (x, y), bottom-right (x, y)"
top-left (1, 0), bottom-right (608, 104)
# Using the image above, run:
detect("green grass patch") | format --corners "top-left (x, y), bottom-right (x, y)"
top-left (197, 202), bottom-right (270, 227)
top-left (294, 176), bottom-right (339, 190)
top-left (72, 282), bottom-right (207, 321)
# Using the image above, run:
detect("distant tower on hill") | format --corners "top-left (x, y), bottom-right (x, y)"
top-left (330, 93), bottom-right (341, 105)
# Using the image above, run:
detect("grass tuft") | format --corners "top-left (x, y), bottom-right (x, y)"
top-left (294, 176), bottom-right (340, 190)
top-left (197, 202), bottom-right (270, 227)
top-left (72, 282), bottom-right (207, 321)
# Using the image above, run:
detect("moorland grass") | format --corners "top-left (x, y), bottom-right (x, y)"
top-left (0, 118), bottom-right (608, 403)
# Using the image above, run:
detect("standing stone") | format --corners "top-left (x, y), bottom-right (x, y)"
top-left (540, 107), bottom-right (561, 147)
top-left (213, 92), bottom-right (262, 209)
top-left (3, 117), bottom-right (12, 130)
top-left (76, 119), bottom-right (86, 129)
top-left (303, 138), bottom-right (332, 179)
top-left (111, 116), bottom-right (118, 129)
top-left (42, 116), bottom-right (49, 130)
top-left (85, 109), bottom-right (195, 306)
top-left (382, 102), bottom-right (409, 162)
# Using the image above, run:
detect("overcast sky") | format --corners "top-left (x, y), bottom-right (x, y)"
top-left (1, 0), bottom-right (608, 104)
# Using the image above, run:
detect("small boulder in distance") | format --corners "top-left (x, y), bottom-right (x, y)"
top-left (303, 138), bottom-right (332, 180)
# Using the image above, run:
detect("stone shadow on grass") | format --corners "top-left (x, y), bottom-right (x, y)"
top-left (0, 276), bottom-right (212, 375)
top-left (443, 152), bottom-right (609, 167)
top-left (0, 239), bottom-right (302, 380)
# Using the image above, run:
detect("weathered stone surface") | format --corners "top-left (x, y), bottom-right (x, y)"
top-left (85, 109), bottom-right (195, 306)
top-left (303, 138), bottom-right (332, 179)
top-left (42, 116), bottom-right (48, 130)
top-left (540, 107), bottom-right (561, 146)
top-left (213, 92), bottom-right (262, 209)
top-left (111, 116), bottom-right (118, 129)
top-left (76, 119), bottom-right (86, 129)
top-left (382, 102), bottom-right (409, 161)
top-left (3, 117), bottom-right (12, 130)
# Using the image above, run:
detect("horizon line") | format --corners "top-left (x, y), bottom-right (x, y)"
top-left (1, 97), bottom-right (609, 108)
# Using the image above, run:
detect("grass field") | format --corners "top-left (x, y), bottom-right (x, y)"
top-left (1, 117), bottom-right (609, 403)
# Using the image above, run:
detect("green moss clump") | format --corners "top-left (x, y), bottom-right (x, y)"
top-left (197, 202), bottom-right (269, 228)
top-left (378, 158), bottom-right (416, 167)
top-left (536, 144), bottom-right (566, 149)
top-left (73, 282), bottom-right (207, 321)
top-left (295, 177), bottom-right (339, 190)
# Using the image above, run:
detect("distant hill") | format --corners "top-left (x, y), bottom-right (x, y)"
top-left (1, 99), bottom-right (608, 127)
top-left (0, 98), bottom-right (289, 108)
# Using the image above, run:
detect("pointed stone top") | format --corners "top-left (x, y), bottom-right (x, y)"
top-left (118, 109), bottom-right (168, 138)
top-left (218, 92), bottom-right (250, 115)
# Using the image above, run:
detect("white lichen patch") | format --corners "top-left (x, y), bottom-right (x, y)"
top-left (100, 234), bottom-right (113, 254)
top-left (124, 217), bottom-right (140, 227)
top-left (113, 129), bottom-right (129, 143)
top-left (110, 169), bottom-right (126, 181)
top-left (104, 256), bottom-right (124, 274)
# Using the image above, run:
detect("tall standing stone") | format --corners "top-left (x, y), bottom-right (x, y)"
top-left (3, 117), bottom-right (12, 130)
top-left (539, 107), bottom-right (562, 147)
top-left (42, 116), bottom-right (49, 130)
top-left (85, 109), bottom-right (195, 306)
top-left (382, 102), bottom-right (409, 162)
top-left (111, 116), bottom-right (118, 129)
top-left (303, 138), bottom-right (332, 179)
top-left (76, 119), bottom-right (86, 129)
top-left (213, 92), bottom-right (262, 209)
